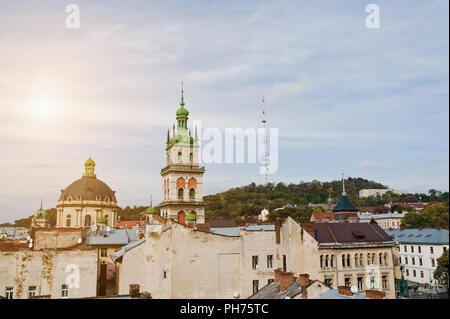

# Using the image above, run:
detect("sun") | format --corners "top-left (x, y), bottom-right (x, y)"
top-left (29, 95), bottom-right (59, 120)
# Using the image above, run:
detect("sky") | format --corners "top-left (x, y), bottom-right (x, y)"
top-left (0, 0), bottom-right (448, 223)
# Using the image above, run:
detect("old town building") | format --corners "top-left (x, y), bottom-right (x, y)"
top-left (159, 88), bottom-right (205, 224)
top-left (56, 157), bottom-right (118, 229)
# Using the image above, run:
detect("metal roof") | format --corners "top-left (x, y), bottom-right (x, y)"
top-left (318, 289), bottom-right (366, 299)
top-left (110, 238), bottom-right (146, 261)
top-left (333, 194), bottom-right (359, 212)
top-left (85, 229), bottom-right (138, 246)
top-left (372, 213), bottom-right (405, 219)
top-left (385, 228), bottom-right (449, 245)
top-left (210, 224), bottom-right (275, 237)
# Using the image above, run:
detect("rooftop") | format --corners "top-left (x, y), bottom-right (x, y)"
top-left (333, 194), bottom-right (359, 212)
top-left (85, 228), bottom-right (138, 246)
top-left (385, 228), bottom-right (449, 245)
top-left (372, 213), bottom-right (405, 219)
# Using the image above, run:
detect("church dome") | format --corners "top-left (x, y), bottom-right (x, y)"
top-left (58, 158), bottom-right (116, 202)
top-left (59, 176), bottom-right (116, 201)
top-left (176, 106), bottom-right (189, 117)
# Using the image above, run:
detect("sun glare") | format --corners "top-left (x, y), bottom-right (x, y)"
top-left (29, 95), bottom-right (59, 120)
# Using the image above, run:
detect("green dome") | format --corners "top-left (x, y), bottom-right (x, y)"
top-left (176, 106), bottom-right (189, 117)
top-left (97, 216), bottom-right (106, 224)
top-left (146, 206), bottom-right (155, 214)
top-left (186, 213), bottom-right (197, 222)
top-left (35, 208), bottom-right (46, 218)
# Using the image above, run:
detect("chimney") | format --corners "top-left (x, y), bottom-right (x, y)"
top-left (388, 227), bottom-right (393, 231)
top-left (275, 218), bottom-right (281, 244)
top-left (436, 226), bottom-right (442, 230)
top-left (418, 227), bottom-right (422, 230)
top-left (338, 286), bottom-right (353, 297)
top-left (129, 284), bottom-right (140, 298)
top-left (299, 274), bottom-right (310, 299)
top-left (399, 227), bottom-right (403, 231)
top-left (274, 268), bottom-right (294, 292)
top-left (365, 289), bottom-right (385, 299)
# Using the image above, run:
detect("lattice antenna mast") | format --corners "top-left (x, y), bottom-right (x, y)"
top-left (261, 96), bottom-right (269, 185)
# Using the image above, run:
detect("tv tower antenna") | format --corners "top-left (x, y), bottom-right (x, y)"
top-left (261, 95), bottom-right (269, 185)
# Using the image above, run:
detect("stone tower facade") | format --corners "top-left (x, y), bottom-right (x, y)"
top-left (159, 87), bottom-right (205, 224)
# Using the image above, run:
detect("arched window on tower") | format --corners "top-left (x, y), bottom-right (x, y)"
top-left (178, 188), bottom-right (184, 200)
top-left (84, 215), bottom-right (91, 227)
top-left (66, 215), bottom-right (71, 227)
top-left (189, 188), bottom-right (195, 200)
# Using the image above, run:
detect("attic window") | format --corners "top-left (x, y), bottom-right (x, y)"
top-left (352, 231), bottom-right (365, 239)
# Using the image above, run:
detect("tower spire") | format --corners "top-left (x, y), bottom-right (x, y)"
top-left (261, 96), bottom-right (269, 185)
top-left (180, 81), bottom-right (185, 107)
top-left (342, 173), bottom-right (346, 195)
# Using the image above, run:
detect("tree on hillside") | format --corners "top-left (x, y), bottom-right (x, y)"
top-left (401, 204), bottom-right (449, 229)
top-left (434, 250), bottom-right (449, 292)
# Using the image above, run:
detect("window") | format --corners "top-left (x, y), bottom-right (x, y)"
top-left (413, 270), bottom-right (416, 277)
top-left (431, 258), bottom-right (435, 267)
top-left (354, 254), bottom-right (358, 267)
top-left (357, 277), bottom-right (364, 291)
top-left (430, 247), bottom-right (434, 254)
top-left (61, 284), bottom-right (69, 298)
top-left (344, 277), bottom-right (351, 287)
top-left (342, 254), bottom-right (346, 267)
top-left (347, 254), bottom-right (351, 268)
top-left (418, 246), bottom-right (422, 253)
top-left (66, 215), bottom-right (71, 227)
top-left (367, 253), bottom-right (371, 265)
top-left (190, 153), bottom-right (193, 163)
top-left (268, 279), bottom-right (274, 285)
top-left (404, 246), bottom-right (407, 252)
top-left (411, 246), bottom-right (414, 253)
top-left (84, 215), bottom-right (91, 226)
top-left (359, 253), bottom-right (363, 266)
top-left (320, 255), bottom-right (324, 269)
top-left (382, 276), bottom-right (388, 290)
top-left (412, 257), bottom-right (415, 265)
top-left (189, 188), bottom-right (195, 200)
top-left (252, 280), bottom-right (259, 294)
top-left (163, 270), bottom-right (167, 279)
top-left (444, 247), bottom-right (447, 253)
top-left (330, 255), bottom-right (334, 268)
top-left (5, 287), bottom-right (13, 299)
top-left (419, 258), bottom-right (423, 266)
top-left (28, 286), bottom-right (36, 299)
top-left (178, 188), bottom-right (184, 200)
top-left (399, 256), bottom-right (402, 264)
top-left (371, 253), bottom-right (376, 265)
top-left (379, 253), bottom-right (383, 265)
top-left (267, 255), bottom-right (273, 268)
top-left (325, 278), bottom-right (333, 288)
top-left (100, 248), bottom-right (108, 257)
top-left (405, 257), bottom-right (408, 265)
top-left (370, 276), bottom-right (376, 289)
top-left (420, 271), bottom-right (424, 278)
top-left (383, 253), bottom-right (388, 266)
top-left (178, 151), bottom-right (182, 162)
top-left (406, 269), bottom-right (409, 276)
top-left (252, 256), bottom-right (259, 270)
top-left (325, 255), bottom-right (329, 268)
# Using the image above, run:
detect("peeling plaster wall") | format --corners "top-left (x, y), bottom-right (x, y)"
top-left (0, 249), bottom-right (97, 299)
top-left (118, 223), bottom-right (279, 299)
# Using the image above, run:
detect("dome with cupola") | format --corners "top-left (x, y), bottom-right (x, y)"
top-left (58, 157), bottom-right (117, 202)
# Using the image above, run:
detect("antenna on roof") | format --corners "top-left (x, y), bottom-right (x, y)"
top-left (261, 96), bottom-right (269, 185)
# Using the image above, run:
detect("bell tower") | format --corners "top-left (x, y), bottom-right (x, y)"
top-left (159, 84), bottom-right (205, 224)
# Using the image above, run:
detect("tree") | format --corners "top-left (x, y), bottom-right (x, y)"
top-left (434, 250), bottom-right (449, 292)
top-left (401, 204), bottom-right (449, 229)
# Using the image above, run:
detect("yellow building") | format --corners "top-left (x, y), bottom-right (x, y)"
top-left (56, 157), bottom-right (118, 228)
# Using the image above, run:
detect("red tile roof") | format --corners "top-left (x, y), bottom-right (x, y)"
top-left (115, 221), bottom-right (145, 229)
top-left (311, 213), bottom-right (335, 222)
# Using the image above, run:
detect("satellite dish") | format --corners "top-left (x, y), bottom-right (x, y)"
top-left (106, 226), bottom-right (111, 232)
top-left (233, 292), bottom-right (239, 298)
top-left (77, 238), bottom-right (82, 244)
top-left (29, 238), bottom-right (33, 243)
top-left (26, 235), bottom-right (31, 241)
top-left (350, 286), bottom-right (358, 294)
top-left (28, 243), bottom-right (33, 248)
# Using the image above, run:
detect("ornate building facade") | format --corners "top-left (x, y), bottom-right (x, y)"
top-left (159, 88), bottom-right (206, 224)
top-left (56, 157), bottom-right (118, 228)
